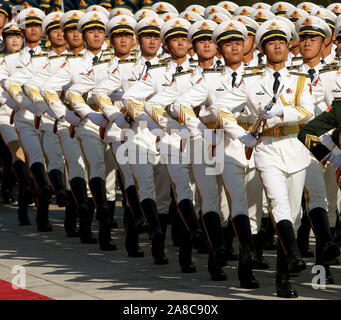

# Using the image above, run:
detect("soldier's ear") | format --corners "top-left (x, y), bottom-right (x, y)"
top-left (217, 45), bottom-right (222, 56)
top-left (258, 45), bottom-right (265, 55)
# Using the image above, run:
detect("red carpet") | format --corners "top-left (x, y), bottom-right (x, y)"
top-left (0, 280), bottom-right (53, 300)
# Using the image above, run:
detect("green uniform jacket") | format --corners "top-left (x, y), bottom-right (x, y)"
top-left (298, 98), bottom-right (341, 161)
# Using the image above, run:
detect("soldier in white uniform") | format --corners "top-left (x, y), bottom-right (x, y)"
top-left (37, 10), bottom-right (98, 245)
top-left (170, 20), bottom-right (261, 288)
top-left (21, 12), bottom-right (78, 237)
top-left (0, 22), bottom-right (34, 226)
top-left (66, 14), bottom-right (147, 258)
top-left (42, 11), bottom-right (117, 251)
top-left (295, 16), bottom-right (340, 284)
top-left (315, 20), bottom-right (341, 247)
top-left (2, 8), bottom-right (55, 232)
top-left (122, 18), bottom-right (203, 267)
top-left (135, 19), bottom-right (227, 276)
top-left (210, 19), bottom-right (313, 298)
top-left (92, 15), bottom-right (172, 265)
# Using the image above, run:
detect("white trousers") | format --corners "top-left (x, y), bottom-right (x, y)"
top-left (220, 161), bottom-right (249, 219)
top-left (17, 124), bottom-right (44, 166)
top-left (246, 167), bottom-right (265, 235)
top-left (110, 141), bottom-right (135, 189)
top-left (130, 160), bottom-right (171, 215)
top-left (259, 167), bottom-right (306, 233)
top-left (57, 128), bottom-right (87, 181)
top-left (0, 116), bottom-right (18, 144)
top-left (42, 130), bottom-right (65, 173)
top-left (78, 130), bottom-right (116, 201)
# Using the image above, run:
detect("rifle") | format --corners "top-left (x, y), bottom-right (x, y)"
top-left (245, 85), bottom-right (284, 160)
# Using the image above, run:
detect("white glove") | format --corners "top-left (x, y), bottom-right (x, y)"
top-left (328, 153), bottom-right (341, 167)
top-left (238, 131), bottom-right (257, 148)
top-left (87, 112), bottom-right (108, 128)
top-left (319, 132), bottom-right (337, 151)
top-left (261, 103), bottom-right (283, 119)
top-left (114, 114), bottom-right (130, 129)
top-left (64, 110), bottom-right (81, 126)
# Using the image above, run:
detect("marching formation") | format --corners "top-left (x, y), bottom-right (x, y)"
top-left (0, 0), bottom-right (341, 299)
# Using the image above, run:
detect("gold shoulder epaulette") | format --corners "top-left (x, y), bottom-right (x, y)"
top-left (118, 58), bottom-right (137, 64)
top-left (244, 64), bottom-right (265, 70)
top-left (319, 66), bottom-right (338, 74)
top-left (286, 65), bottom-right (300, 71)
top-left (292, 56), bottom-right (303, 61)
top-left (32, 53), bottom-right (48, 58)
top-left (49, 54), bottom-right (68, 60)
top-left (289, 72), bottom-right (308, 77)
top-left (93, 59), bottom-right (110, 66)
top-left (242, 71), bottom-right (263, 78)
top-left (174, 69), bottom-right (194, 77)
top-left (148, 63), bottom-right (166, 70)
top-left (159, 57), bottom-right (171, 64)
top-left (203, 67), bottom-right (224, 74)
top-left (322, 62), bottom-right (338, 69)
top-left (67, 53), bottom-right (84, 59)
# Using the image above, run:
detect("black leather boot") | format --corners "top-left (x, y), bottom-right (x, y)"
top-left (207, 252), bottom-right (227, 281)
top-left (108, 200), bottom-right (118, 229)
top-left (233, 215), bottom-right (258, 268)
top-left (89, 177), bottom-right (116, 251)
top-left (276, 242), bottom-right (298, 298)
top-left (31, 162), bottom-right (52, 232)
top-left (140, 198), bottom-right (168, 265)
top-left (124, 205), bottom-right (144, 257)
top-left (252, 234), bottom-right (269, 269)
top-left (263, 217), bottom-right (277, 250)
top-left (48, 169), bottom-right (68, 207)
top-left (332, 212), bottom-right (341, 246)
top-left (309, 207), bottom-right (340, 265)
top-left (125, 185), bottom-right (147, 233)
top-left (222, 221), bottom-right (239, 261)
top-left (1, 166), bottom-right (15, 204)
top-left (178, 215), bottom-right (196, 273)
top-left (202, 211), bottom-right (227, 267)
top-left (297, 210), bottom-right (314, 258)
top-left (64, 191), bottom-right (79, 237)
top-left (197, 215), bottom-right (209, 254)
top-left (17, 187), bottom-right (31, 226)
top-left (70, 177), bottom-right (97, 244)
top-left (276, 220), bottom-right (306, 275)
top-left (233, 215), bottom-right (259, 289)
top-left (178, 199), bottom-right (205, 250)
top-left (13, 160), bottom-right (34, 205)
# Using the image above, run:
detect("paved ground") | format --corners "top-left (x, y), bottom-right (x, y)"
top-left (0, 196), bottom-right (341, 300)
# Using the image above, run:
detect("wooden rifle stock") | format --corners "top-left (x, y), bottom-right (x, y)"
top-left (10, 110), bottom-right (15, 125)
top-left (244, 85), bottom-right (284, 160)
top-left (245, 117), bottom-right (266, 160)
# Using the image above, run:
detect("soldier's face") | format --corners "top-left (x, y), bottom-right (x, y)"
top-left (165, 35), bottom-right (190, 58)
top-left (0, 13), bottom-right (8, 29)
top-left (84, 27), bottom-right (105, 50)
top-left (64, 27), bottom-right (84, 49)
top-left (23, 23), bottom-right (43, 43)
top-left (139, 33), bottom-right (162, 57)
top-left (243, 35), bottom-right (256, 56)
top-left (336, 37), bottom-right (341, 56)
top-left (111, 32), bottom-right (135, 56)
top-left (261, 37), bottom-right (288, 63)
top-left (193, 37), bottom-right (217, 60)
top-left (219, 38), bottom-right (244, 64)
top-left (47, 27), bottom-right (66, 48)
top-left (299, 35), bottom-right (324, 60)
top-left (4, 34), bottom-right (23, 53)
